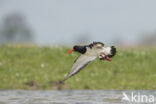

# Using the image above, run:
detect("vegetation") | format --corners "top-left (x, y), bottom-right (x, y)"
top-left (0, 45), bottom-right (156, 90)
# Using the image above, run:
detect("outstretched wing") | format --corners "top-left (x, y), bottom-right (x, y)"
top-left (63, 55), bottom-right (97, 81)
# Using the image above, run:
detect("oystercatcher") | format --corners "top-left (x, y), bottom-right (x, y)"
top-left (63, 42), bottom-right (116, 81)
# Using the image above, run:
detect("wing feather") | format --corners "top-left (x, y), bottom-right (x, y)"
top-left (63, 55), bottom-right (96, 81)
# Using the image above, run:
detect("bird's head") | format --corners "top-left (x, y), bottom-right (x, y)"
top-left (66, 45), bottom-right (87, 54)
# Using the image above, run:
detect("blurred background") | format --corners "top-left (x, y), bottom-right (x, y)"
top-left (0, 0), bottom-right (156, 91)
top-left (0, 0), bottom-right (156, 46)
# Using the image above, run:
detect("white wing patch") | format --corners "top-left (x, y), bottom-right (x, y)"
top-left (64, 55), bottom-right (97, 81)
top-left (101, 47), bottom-right (111, 55)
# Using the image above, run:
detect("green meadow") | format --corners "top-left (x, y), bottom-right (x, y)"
top-left (0, 45), bottom-right (156, 90)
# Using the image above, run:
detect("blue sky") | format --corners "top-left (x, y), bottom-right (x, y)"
top-left (0, 0), bottom-right (156, 45)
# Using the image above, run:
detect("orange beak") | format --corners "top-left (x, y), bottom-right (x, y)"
top-left (66, 49), bottom-right (75, 54)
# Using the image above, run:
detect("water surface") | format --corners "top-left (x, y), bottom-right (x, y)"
top-left (0, 90), bottom-right (155, 104)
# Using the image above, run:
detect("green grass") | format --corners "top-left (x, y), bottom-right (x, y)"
top-left (0, 45), bottom-right (156, 90)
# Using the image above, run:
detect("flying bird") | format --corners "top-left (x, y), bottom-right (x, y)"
top-left (63, 42), bottom-right (116, 82)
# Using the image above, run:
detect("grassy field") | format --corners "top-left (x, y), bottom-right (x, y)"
top-left (0, 45), bottom-right (156, 90)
